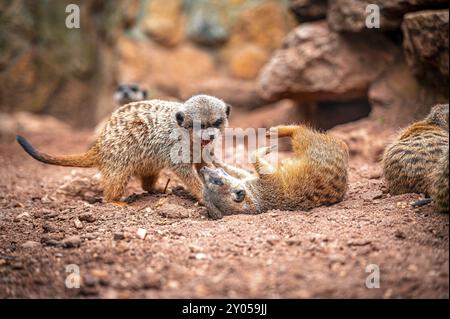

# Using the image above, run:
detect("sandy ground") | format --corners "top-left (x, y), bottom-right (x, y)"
top-left (0, 112), bottom-right (448, 298)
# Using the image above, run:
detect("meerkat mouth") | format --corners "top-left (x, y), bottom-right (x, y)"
top-left (201, 139), bottom-right (212, 147)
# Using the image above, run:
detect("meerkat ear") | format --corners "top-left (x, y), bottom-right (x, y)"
top-left (226, 104), bottom-right (231, 118)
top-left (175, 111), bottom-right (185, 126)
top-left (142, 89), bottom-right (148, 99)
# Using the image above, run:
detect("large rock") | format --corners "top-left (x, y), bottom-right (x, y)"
top-left (0, 0), bottom-right (124, 127)
top-left (289, 0), bottom-right (327, 22)
top-left (228, 44), bottom-right (269, 79)
top-left (368, 56), bottom-right (448, 127)
top-left (180, 77), bottom-right (267, 109)
top-left (327, 0), bottom-right (449, 32)
top-left (141, 0), bottom-right (184, 47)
top-left (257, 21), bottom-right (397, 101)
top-left (402, 9), bottom-right (449, 91)
top-left (117, 37), bottom-right (216, 99)
top-left (222, 1), bottom-right (295, 80)
top-left (185, 0), bottom-right (229, 46)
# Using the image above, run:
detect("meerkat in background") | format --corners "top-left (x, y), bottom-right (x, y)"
top-left (17, 95), bottom-right (231, 204)
top-left (200, 124), bottom-right (349, 219)
top-left (114, 84), bottom-right (148, 105)
top-left (383, 104), bottom-right (449, 212)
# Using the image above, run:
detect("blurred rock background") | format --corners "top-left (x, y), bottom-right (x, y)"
top-left (0, 0), bottom-right (448, 131)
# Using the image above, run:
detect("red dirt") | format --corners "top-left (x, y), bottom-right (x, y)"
top-left (0, 112), bottom-right (448, 298)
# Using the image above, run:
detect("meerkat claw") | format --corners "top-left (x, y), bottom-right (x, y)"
top-left (111, 201), bottom-right (129, 208)
top-left (411, 198), bottom-right (432, 208)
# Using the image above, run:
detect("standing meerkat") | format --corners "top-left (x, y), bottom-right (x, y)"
top-left (383, 104), bottom-right (449, 212)
top-left (200, 124), bottom-right (349, 219)
top-left (17, 95), bottom-right (231, 204)
top-left (91, 84), bottom-right (148, 144)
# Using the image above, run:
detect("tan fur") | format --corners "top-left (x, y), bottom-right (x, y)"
top-left (17, 95), bottom-right (230, 203)
top-left (201, 125), bottom-right (349, 219)
top-left (383, 104), bottom-right (449, 212)
top-left (90, 84), bottom-right (148, 145)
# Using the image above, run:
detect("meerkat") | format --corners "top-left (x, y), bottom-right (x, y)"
top-left (91, 84), bottom-right (148, 143)
top-left (383, 103), bottom-right (449, 212)
top-left (17, 95), bottom-right (231, 204)
top-left (200, 124), bottom-right (349, 219)
top-left (114, 84), bottom-right (148, 106)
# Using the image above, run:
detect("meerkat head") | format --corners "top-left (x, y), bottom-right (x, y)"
top-left (425, 104), bottom-right (449, 131)
top-left (114, 84), bottom-right (148, 106)
top-left (200, 166), bottom-right (258, 219)
top-left (175, 95), bottom-right (231, 148)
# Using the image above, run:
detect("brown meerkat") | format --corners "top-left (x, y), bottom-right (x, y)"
top-left (17, 95), bottom-right (231, 204)
top-left (200, 124), bottom-right (349, 219)
top-left (382, 103), bottom-right (449, 212)
top-left (91, 84), bottom-right (148, 143)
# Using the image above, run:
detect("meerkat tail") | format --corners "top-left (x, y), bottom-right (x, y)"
top-left (267, 125), bottom-right (300, 138)
top-left (16, 135), bottom-right (97, 168)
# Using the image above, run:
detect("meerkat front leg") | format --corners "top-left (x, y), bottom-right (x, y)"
top-left (173, 164), bottom-right (204, 203)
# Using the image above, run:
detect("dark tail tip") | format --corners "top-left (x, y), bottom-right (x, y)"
top-left (16, 135), bottom-right (43, 162)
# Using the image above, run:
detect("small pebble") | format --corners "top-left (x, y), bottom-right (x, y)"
top-left (21, 241), bottom-right (41, 249)
top-left (79, 212), bottom-right (96, 223)
top-left (74, 218), bottom-right (83, 229)
top-left (136, 228), bottom-right (147, 240)
top-left (14, 212), bottom-right (30, 222)
top-left (62, 236), bottom-right (81, 248)
top-left (113, 232), bottom-right (125, 241)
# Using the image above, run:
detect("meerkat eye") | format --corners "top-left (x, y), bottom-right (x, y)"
top-left (226, 104), bottom-right (231, 118)
top-left (210, 176), bottom-right (223, 186)
top-left (175, 112), bottom-right (185, 126)
top-left (213, 118), bottom-right (223, 128)
top-left (233, 189), bottom-right (246, 202)
top-left (130, 85), bottom-right (139, 92)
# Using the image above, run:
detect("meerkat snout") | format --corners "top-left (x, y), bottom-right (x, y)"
top-left (175, 95), bottom-right (231, 148)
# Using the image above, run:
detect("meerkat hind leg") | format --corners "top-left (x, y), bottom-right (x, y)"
top-left (267, 125), bottom-right (299, 138)
top-left (252, 147), bottom-right (276, 176)
top-left (102, 172), bottom-right (130, 203)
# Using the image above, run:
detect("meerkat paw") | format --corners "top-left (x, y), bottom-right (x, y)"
top-left (251, 146), bottom-right (273, 161)
top-left (266, 125), bottom-right (297, 138)
top-left (111, 201), bottom-right (129, 208)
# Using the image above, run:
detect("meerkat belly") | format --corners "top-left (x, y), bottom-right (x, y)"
top-left (286, 150), bottom-right (348, 208)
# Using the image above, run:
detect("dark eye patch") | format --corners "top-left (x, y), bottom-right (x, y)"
top-left (233, 189), bottom-right (246, 202)
top-left (213, 118), bottom-right (223, 128)
top-left (211, 177), bottom-right (223, 186)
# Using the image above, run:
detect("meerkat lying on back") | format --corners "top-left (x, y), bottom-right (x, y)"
top-left (17, 95), bottom-right (231, 204)
top-left (383, 104), bottom-right (449, 212)
top-left (200, 125), bottom-right (349, 219)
